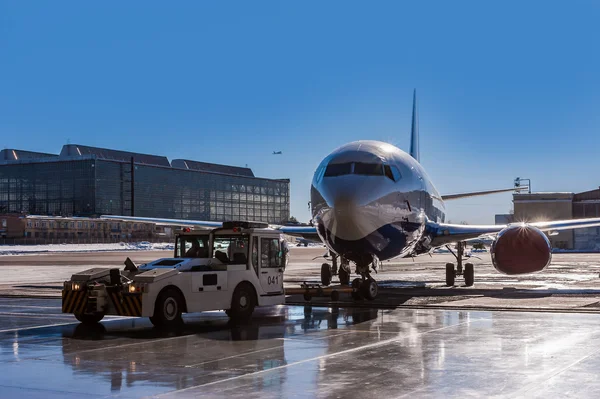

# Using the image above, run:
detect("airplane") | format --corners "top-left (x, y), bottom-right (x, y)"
top-left (273, 151), bottom-right (282, 155)
top-left (102, 90), bottom-right (600, 300)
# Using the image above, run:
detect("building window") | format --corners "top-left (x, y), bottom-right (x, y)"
top-left (27, 221), bottom-right (33, 228)
top-left (35, 221), bottom-right (40, 228)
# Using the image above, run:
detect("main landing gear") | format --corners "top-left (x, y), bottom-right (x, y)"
top-left (445, 241), bottom-right (474, 287)
top-left (321, 254), bottom-right (351, 286)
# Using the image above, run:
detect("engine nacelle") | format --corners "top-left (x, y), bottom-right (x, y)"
top-left (491, 225), bottom-right (552, 275)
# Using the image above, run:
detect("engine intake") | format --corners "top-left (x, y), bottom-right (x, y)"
top-left (491, 225), bottom-right (552, 275)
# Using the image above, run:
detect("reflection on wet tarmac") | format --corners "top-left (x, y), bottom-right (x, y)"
top-left (2, 299), bottom-right (600, 398)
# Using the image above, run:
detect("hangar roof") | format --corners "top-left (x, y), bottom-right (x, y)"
top-left (60, 144), bottom-right (171, 167)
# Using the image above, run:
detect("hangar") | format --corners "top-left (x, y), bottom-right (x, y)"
top-left (512, 189), bottom-right (600, 250)
top-left (0, 144), bottom-right (290, 224)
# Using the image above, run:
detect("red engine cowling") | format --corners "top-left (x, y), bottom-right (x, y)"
top-left (491, 225), bottom-right (552, 275)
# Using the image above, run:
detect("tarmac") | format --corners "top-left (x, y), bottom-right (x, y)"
top-left (2, 247), bottom-right (600, 397)
top-left (3, 247), bottom-right (600, 313)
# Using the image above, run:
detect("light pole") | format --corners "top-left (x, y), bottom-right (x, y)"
top-left (514, 177), bottom-right (531, 194)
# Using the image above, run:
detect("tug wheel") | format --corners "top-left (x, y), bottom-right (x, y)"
top-left (74, 312), bottom-right (104, 325)
top-left (227, 282), bottom-right (256, 321)
top-left (150, 287), bottom-right (184, 328)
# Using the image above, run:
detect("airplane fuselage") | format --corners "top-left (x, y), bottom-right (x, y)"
top-left (311, 140), bottom-right (445, 265)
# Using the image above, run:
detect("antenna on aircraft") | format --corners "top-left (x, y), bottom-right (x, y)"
top-left (409, 89), bottom-right (419, 162)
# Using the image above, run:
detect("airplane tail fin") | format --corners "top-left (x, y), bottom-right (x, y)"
top-left (409, 89), bottom-right (419, 162)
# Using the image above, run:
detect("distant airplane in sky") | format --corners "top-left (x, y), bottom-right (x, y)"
top-left (273, 151), bottom-right (282, 155)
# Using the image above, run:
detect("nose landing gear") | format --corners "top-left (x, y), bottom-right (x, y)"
top-left (320, 255), bottom-right (380, 300)
top-left (351, 259), bottom-right (379, 300)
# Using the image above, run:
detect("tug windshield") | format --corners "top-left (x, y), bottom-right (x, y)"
top-left (212, 235), bottom-right (250, 264)
top-left (178, 235), bottom-right (209, 258)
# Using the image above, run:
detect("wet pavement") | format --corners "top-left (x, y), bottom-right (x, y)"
top-left (2, 298), bottom-right (600, 398)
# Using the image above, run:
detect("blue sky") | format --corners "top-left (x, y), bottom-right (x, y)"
top-left (1, 1), bottom-right (599, 224)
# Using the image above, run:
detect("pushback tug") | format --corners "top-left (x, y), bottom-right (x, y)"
top-left (62, 221), bottom-right (288, 327)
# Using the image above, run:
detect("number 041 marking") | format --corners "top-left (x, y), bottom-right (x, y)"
top-left (267, 276), bottom-right (279, 285)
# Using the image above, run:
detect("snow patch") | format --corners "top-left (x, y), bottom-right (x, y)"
top-left (0, 242), bottom-right (174, 255)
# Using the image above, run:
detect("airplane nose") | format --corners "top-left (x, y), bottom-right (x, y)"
top-left (318, 179), bottom-right (358, 209)
top-left (316, 179), bottom-right (381, 241)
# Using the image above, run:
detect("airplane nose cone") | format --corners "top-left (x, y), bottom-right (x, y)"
top-left (316, 180), bottom-right (381, 241)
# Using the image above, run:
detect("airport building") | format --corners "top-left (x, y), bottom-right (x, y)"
top-left (512, 189), bottom-right (600, 250)
top-left (0, 144), bottom-right (290, 224)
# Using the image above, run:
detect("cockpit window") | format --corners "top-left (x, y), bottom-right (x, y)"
top-left (384, 164), bottom-right (402, 182)
top-left (354, 162), bottom-right (383, 176)
top-left (384, 165), bottom-right (394, 180)
top-left (390, 165), bottom-right (401, 181)
top-left (322, 159), bottom-right (402, 181)
top-left (324, 162), bottom-right (353, 177)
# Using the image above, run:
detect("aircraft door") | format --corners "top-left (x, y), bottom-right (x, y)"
top-left (257, 237), bottom-right (284, 294)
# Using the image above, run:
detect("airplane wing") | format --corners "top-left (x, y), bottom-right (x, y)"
top-left (100, 215), bottom-right (320, 238)
top-left (100, 215), bottom-right (222, 229)
top-left (428, 217), bottom-right (600, 247)
top-left (441, 186), bottom-right (528, 201)
top-left (276, 225), bottom-right (320, 240)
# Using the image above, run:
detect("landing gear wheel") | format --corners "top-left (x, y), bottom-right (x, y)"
top-left (321, 263), bottom-right (332, 286)
top-left (339, 268), bottom-right (350, 286)
top-left (464, 263), bottom-right (474, 287)
top-left (351, 278), bottom-right (363, 300)
top-left (228, 283), bottom-right (256, 321)
top-left (74, 312), bottom-right (104, 324)
top-left (303, 292), bottom-right (312, 301)
top-left (445, 263), bottom-right (455, 286)
top-left (150, 288), bottom-right (184, 328)
top-left (360, 278), bottom-right (378, 300)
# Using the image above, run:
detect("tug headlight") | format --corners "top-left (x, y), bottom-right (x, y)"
top-left (64, 281), bottom-right (83, 291)
top-left (127, 282), bottom-right (147, 294)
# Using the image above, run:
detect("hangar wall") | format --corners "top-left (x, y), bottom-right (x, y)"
top-left (513, 188), bottom-right (600, 250)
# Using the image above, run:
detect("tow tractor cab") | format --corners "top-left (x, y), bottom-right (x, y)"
top-left (62, 221), bottom-right (289, 327)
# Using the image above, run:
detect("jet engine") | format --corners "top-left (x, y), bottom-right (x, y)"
top-left (491, 225), bottom-right (552, 275)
